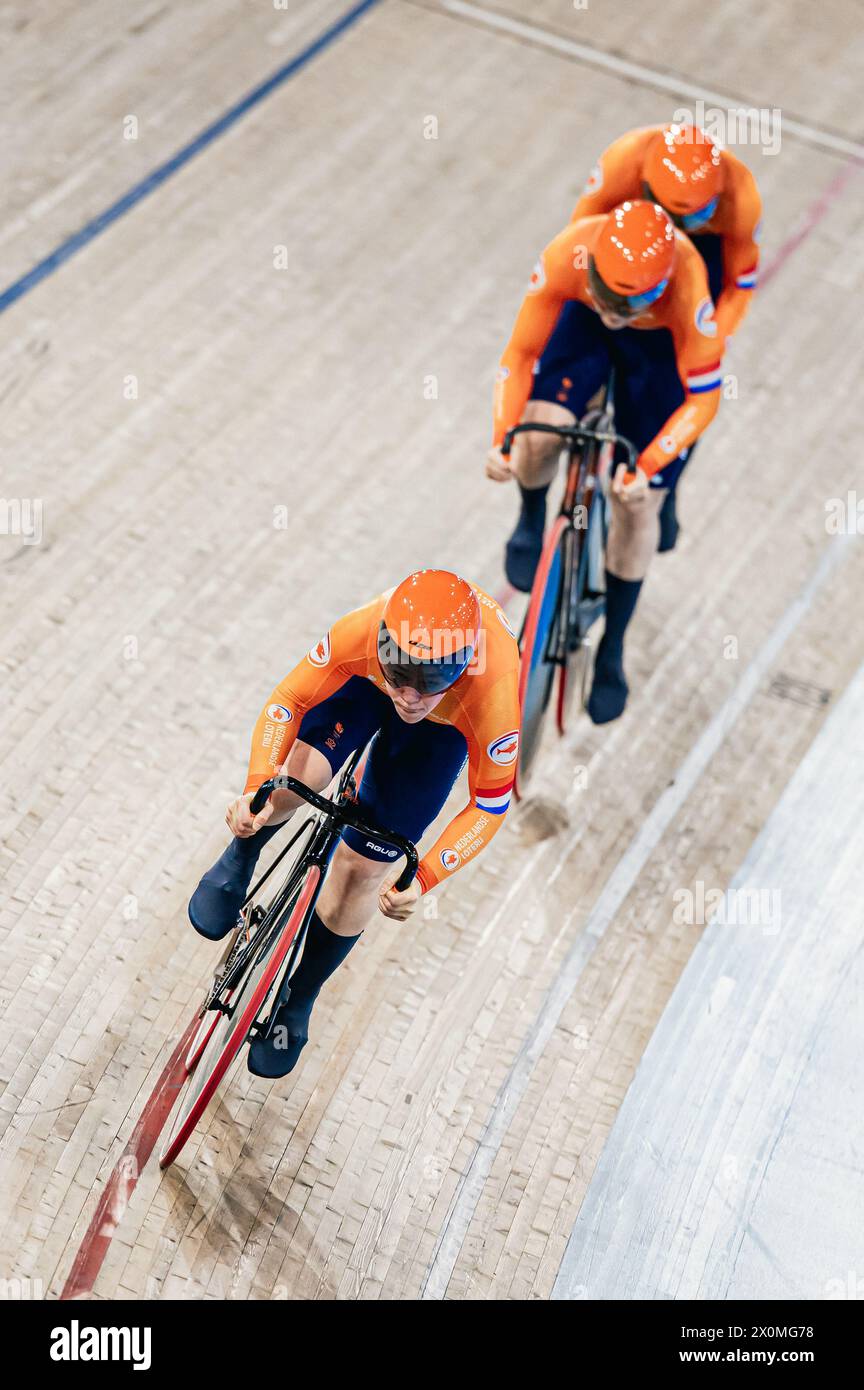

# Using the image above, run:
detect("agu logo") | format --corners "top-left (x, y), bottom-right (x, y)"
top-left (309, 632), bottom-right (331, 667)
top-left (487, 730), bottom-right (520, 766)
top-left (440, 848), bottom-right (460, 872)
top-left (694, 296), bottom-right (718, 338)
top-left (266, 703), bottom-right (293, 724)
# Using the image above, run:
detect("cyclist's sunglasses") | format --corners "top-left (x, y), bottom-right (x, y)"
top-left (376, 621), bottom-right (473, 696)
top-left (588, 255), bottom-right (669, 320)
top-left (643, 182), bottom-right (719, 232)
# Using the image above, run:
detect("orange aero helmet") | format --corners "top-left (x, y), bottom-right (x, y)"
top-left (589, 199), bottom-right (676, 320)
top-left (642, 124), bottom-right (724, 230)
top-left (378, 569), bottom-right (481, 695)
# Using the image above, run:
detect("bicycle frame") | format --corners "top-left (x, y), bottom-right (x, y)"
top-left (160, 751), bottom-right (422, 1168)
top-left (503, 375), bottom-right (638, 787)
top-left (202, 748), bottom-right (419, 1033)
top-left (503, 378), bottom-right (636, 668)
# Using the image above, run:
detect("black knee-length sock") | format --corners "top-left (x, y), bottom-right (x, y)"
top-left (517, 481), bottom-right (549, 529)
top-left (598, 570), bottom-right (643, 666)
top-left (283, 910), bottom-right (361, 1017)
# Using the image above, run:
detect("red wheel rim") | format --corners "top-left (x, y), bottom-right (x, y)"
top-left (159, 864), bottom-right (321, 1168)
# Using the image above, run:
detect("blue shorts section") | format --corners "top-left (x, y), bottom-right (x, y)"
top-left (531, 302), bottom-right (690, 489)
top-left (531, 232), bottom-right (724, 491)
top-left (689, 232), bottom-right (725, 304)
top-left (297, 677), bottom-right (468, 863)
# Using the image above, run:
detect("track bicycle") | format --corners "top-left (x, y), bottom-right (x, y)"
top-left (503, 372), bottom-right (637, 793)
top-left (159, 747), bottom-right (417, 1168)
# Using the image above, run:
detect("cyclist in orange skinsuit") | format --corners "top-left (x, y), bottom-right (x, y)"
top-left (491, 213), bottom-right (723, 475)
top-left (188, 570), bottom-right (520, 1077)
top-left (486, 200), bottom-right (725, 723)
top-left (574, 124), bottom-right (761, 341)
top-left (242, 583), bottom-right (521, 894)
top-left (573, 122), bottom-right (761, 549)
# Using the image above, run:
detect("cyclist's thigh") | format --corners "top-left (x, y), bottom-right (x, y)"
top-left (689, 232), bottom-right (725, 304)
top-left (613, 326), bottom-right (692, 493)
top-left (530, 301), bottom-right (611, 417)
top-left (342, 712), bottom-right (468, 865)
top-left (296, 676), bottom-right (389, 778)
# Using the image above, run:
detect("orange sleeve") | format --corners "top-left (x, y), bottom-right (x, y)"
top-left (242, 601), bottom-right (376, 793)
top-left (415, 672), bottom-right (520, 894)
top-left (715, 161), bottom-right (762, 340)
top-left (638, 246), bottom-right (725, 478)
top-left (570, 127), bottom-right (652, 221)
top-left (493, 226), bottom-right (587, 449)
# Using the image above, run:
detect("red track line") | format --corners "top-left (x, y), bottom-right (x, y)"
top-left (760, 163), bottom-right (858, 289)
top-left (59, 1016), bottom-right (199, 1300)
top-left (58, 159), bottom-right (858, 1304)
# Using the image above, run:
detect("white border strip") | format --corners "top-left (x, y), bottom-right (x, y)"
top-left (434, 0), bottom-right (864, 162)
top-left (420, 531), bottom-right (856, 1298)
top-left (551, 654), bottom-right (864, 1299)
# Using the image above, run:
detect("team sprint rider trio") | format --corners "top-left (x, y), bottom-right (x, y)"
top-left (188, 123), bottom-right (761, 1078)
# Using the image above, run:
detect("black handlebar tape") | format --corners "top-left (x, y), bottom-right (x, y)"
top-left (394, 862), bottom-right (416, 893)
top-left (249, 780), bottom-right (274, 816)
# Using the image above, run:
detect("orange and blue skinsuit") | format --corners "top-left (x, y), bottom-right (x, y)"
top-left (572, 125), bottom-right (762, 341)
top-left (493, 215), bottom-right (725, 479)
top-left (243, 587), bottom-right (521, 893)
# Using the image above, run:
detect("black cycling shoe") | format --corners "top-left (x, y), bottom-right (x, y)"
top-left (505, 525), bottom-right (543, 593)
top-left (505, 484), bottom-right (547, 592)
top-left (247, 997), bottom-right (311, 1078)
top-left (586, 642), bottom-right (629, 725)
top-left (189, 825), bottom-right (283, 941)
top-left (188, 841), bottom-right (255, 941)
top-left (657, 490), bottom-right (680, 553)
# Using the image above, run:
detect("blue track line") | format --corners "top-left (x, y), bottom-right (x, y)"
top-left (0, 0), bottom-right (381, 316)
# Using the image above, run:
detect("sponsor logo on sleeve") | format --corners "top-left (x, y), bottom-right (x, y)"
top-left (266, 703), bottom-right (293, 724)
top-left (487, 730), bottom-right (520, 766)
top-left (584, 161), bottom-right (604, 194)
top-left (440, 848), bottom-right (460, 872)
top-left (308, 632), bottom-right (331, 667)
top-left (528, 257), bottom-right (546, 293)
top-left (694, 296), bottom-right (718, 338)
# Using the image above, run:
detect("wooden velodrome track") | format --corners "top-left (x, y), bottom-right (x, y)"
top-left (2, 0), bottom-right (863, 1301)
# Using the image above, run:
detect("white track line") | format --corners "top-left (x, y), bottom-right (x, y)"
top-left (433, 0), bottom-right (864, 162)
top-left (420, 530), bottom-right (857, 1298)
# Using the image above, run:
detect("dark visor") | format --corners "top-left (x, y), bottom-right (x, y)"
top-left (588, 255), bottom-right (669, 320)
top-left (642, 181), bottom-right (718, 231)
top-left (377, 620), bottom-right (473, 695)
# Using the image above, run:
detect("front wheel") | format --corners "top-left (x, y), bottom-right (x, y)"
top-left (516, 513), bottom-right (569, 795)
top-left (159, 864), bottom-right (321, 1169)
top-left (556, 485), bottom-right (607, 734)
